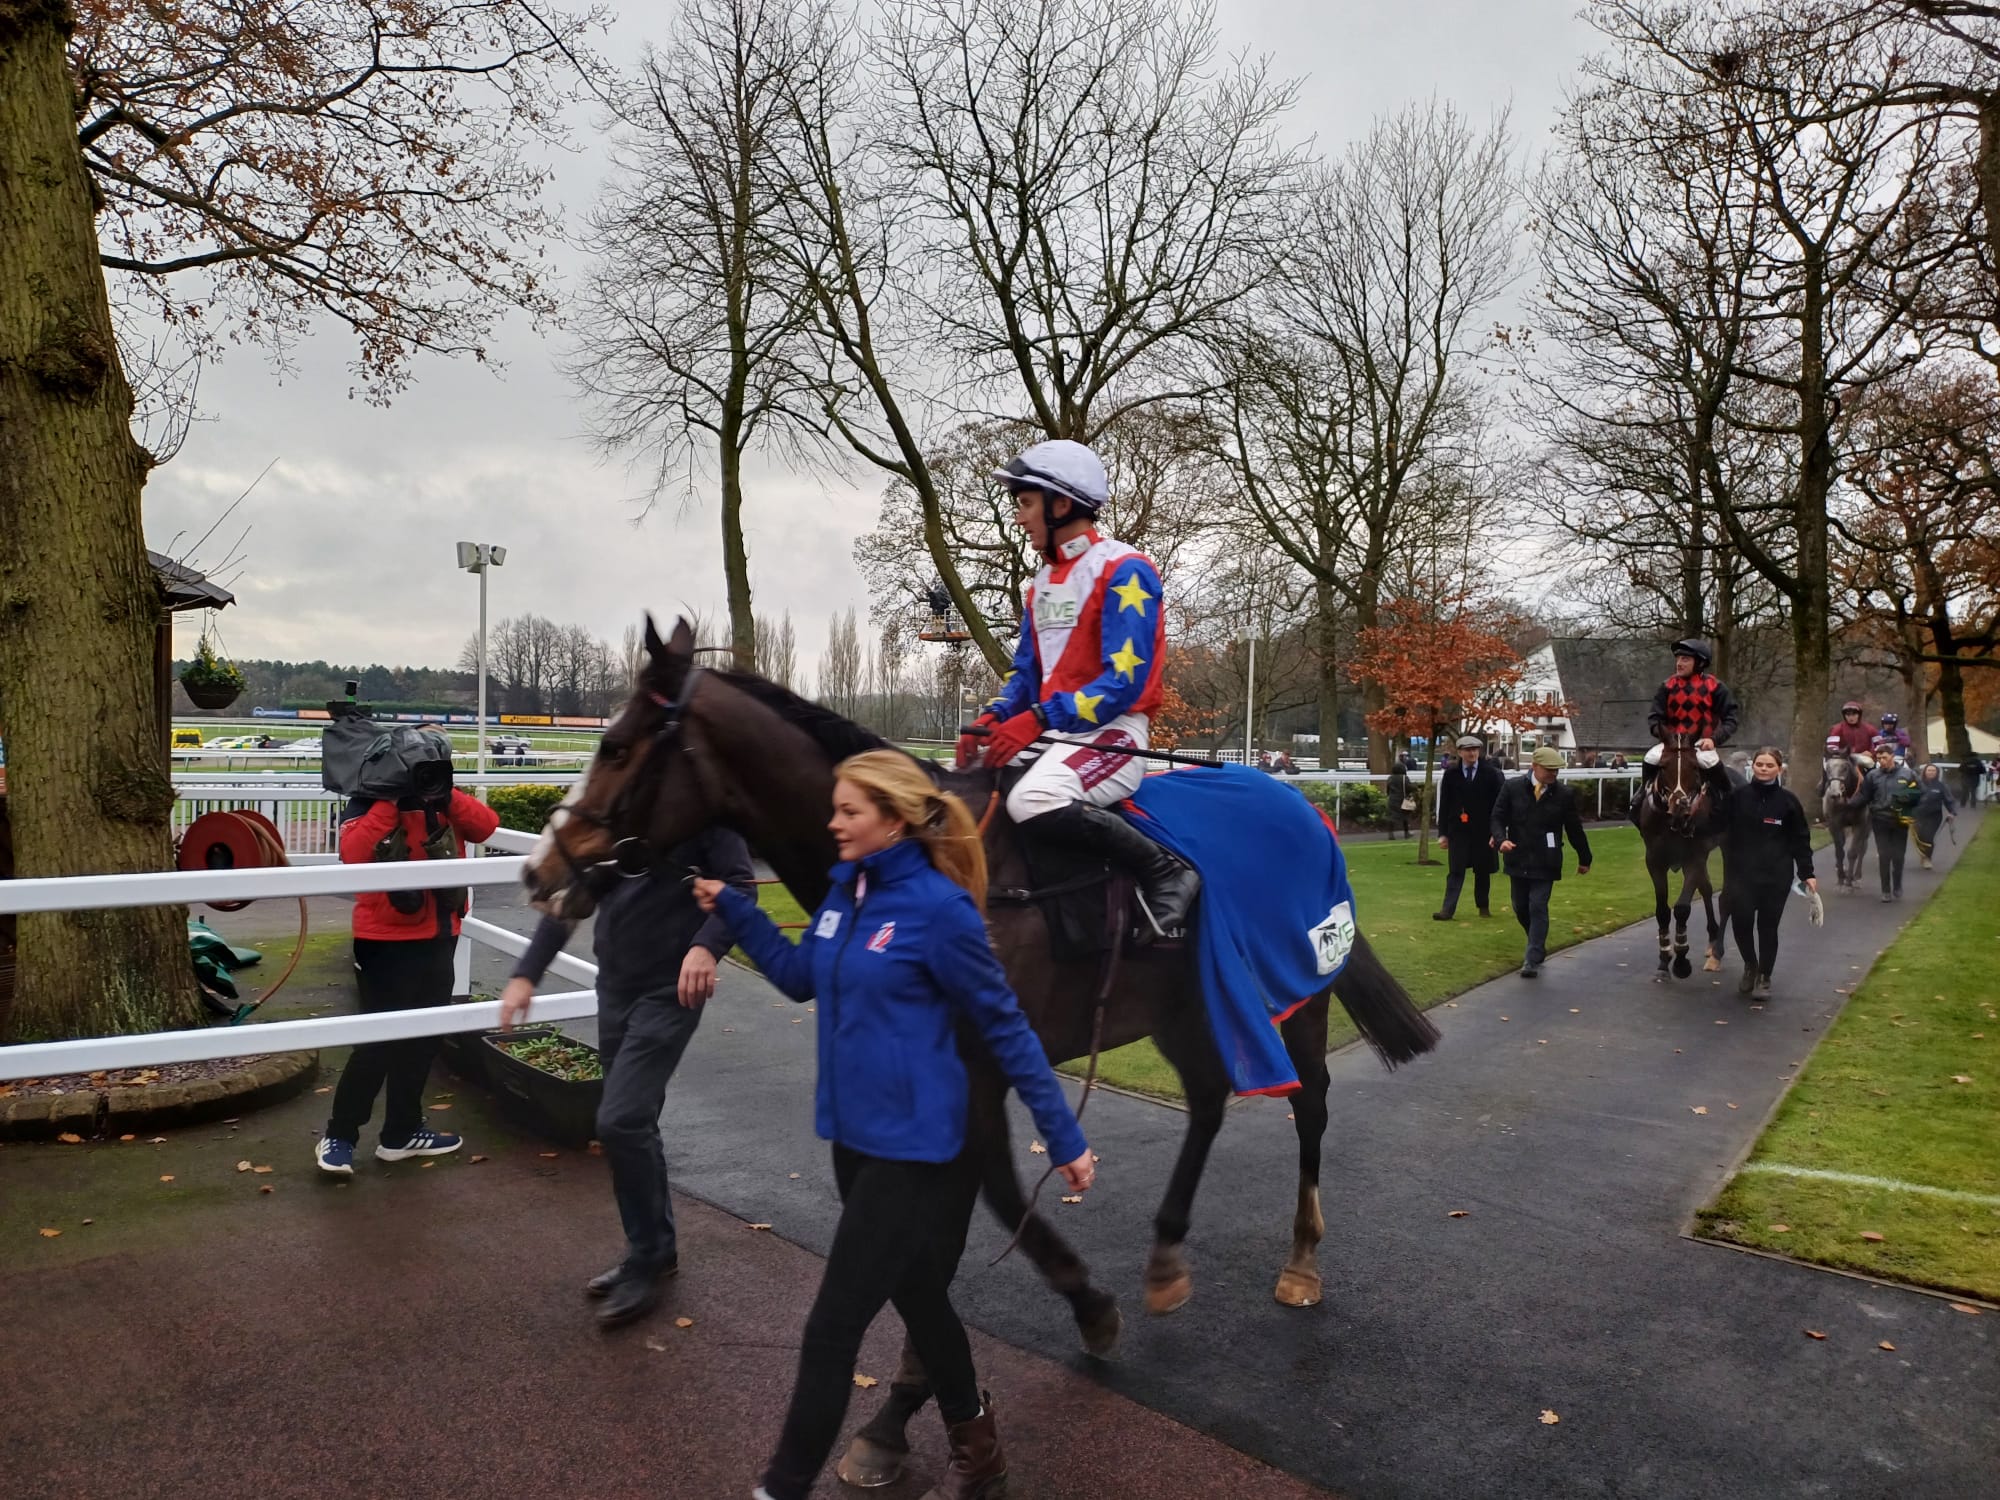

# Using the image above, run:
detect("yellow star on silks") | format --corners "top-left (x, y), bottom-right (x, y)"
top-left (1072, 690), bottom-right (1105, 724)
top-left (1109, 637), bottom-right (1146, 682)
top-left (1110, 572), bottom-right (1154, 615)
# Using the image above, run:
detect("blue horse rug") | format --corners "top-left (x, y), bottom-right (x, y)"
top-left (1125, 765), bottom-right (1357, 1096)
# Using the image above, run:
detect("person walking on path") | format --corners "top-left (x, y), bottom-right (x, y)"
top-left (1911, 762), bottom-right (1959, 870)
top-left (693, 751), bottom-right (1092, 1500)
top-left (1490, 747), bottom-right (1592, 979)
top-left (1434, 734), bottom-right (1504, 920)
top-left (1720, 748), bottom-right (1816, 998)
top-left (317, 780), bottom-right (499, 1175)
top-left (1959, 753), bottom-right (1986, 808)
top-left (498, 826), bottom-right (756, 1328)
top-left (1386, 758), bottom-right (1414, 839)
top-left (1850, 744), bottom-right (1920, 901)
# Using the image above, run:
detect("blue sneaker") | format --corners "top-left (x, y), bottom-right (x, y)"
top-left (315, 1136), bottom-right (355, 1176)
top-left (375, 1129), bottom-right (462, 1162)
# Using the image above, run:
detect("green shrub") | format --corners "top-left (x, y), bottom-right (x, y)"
top-left (487, 783), bottom-right (567, 833)
top-left (1292, 779), bottom-right (1389, 827)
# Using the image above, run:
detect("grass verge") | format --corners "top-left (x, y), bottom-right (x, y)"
top-left (1694, 817), bottom-right (2000, 1302)
top-left (1066, 825), bottom-right (1671, 1098)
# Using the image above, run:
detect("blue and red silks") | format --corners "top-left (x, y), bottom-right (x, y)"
top-left (1126, 764), bottom-right (1359, 1097)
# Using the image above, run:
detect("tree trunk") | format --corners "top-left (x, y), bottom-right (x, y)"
top-left (1711, 558), bottom-right (1736, 687)
top-left (1788, 322), bottom-right (1835, 784)
top-left (1978, 96), bottom-right (2000, 335)
top-left (1313, 577), bottom-right (1343, 770)
top-left (718, 426), bottom-right (756, 673)
top-left (0, 0), bottom-right (198, 1039)
top-left (1356, 590), bottom-right (1389, 772)
top-left (1416, 736), bottom-right (1439, 865)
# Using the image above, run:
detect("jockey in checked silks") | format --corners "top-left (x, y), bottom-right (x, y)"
top-left (955, 439), bottom-right (1201, 942)
top-left (1629, 637), bottom-right (1741, 825)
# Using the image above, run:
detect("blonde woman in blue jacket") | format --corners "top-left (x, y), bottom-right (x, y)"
top-left (695, 749), bottom-right (1091, 1500)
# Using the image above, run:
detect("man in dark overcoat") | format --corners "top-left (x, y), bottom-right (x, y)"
top-left (1490, 747), bottom-right (1593, 978)
top-left (1434, 734), bottom-right (1505, 920)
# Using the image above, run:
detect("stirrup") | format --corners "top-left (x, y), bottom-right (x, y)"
top-left (1132, 888), bottom-right (1171, 940)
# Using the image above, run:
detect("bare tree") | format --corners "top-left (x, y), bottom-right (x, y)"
top-left (754, 610), bottom-right (799, 687)
top-left (871, 619), bottom-right (910, 739)
top-left (1220, 101), bottom-right (1515, 770)
top-left (768, 0), bottom-right (1300, 672)
top-left (570, 0), bottom-right (827, 669)
top-left (817, 607), bottom-right (865, 719)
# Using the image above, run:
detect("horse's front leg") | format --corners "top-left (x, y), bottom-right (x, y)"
top-left (1653, 872), bottom-right (1674, 979)
top-left (1143, 1004), bottom-right (1231, 1315)
top-left (1274, 994), bottom-right (1333, 1308)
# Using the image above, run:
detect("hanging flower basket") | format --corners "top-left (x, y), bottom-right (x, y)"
top-left (180, 637), bottom-right (246, 711)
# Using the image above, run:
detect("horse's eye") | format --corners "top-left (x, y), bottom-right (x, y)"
top-left (601, 743), bottom-right (629, 767)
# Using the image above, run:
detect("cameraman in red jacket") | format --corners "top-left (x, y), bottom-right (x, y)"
top-left (316, 748), bottom-right (499, 1176)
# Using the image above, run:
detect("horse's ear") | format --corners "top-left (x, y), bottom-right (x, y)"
top-left (643, 613), bottom-right (668, 658)
top-left (669, 617), bottom-right (696, 656)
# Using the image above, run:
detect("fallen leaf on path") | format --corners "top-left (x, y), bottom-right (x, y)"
top-left (1539, 1410), bottom-right (1560, 1425)
top-left (469, 1155), bottom-right (488, 1164)
top-left (1726, 1103), bottom-right (1738, 1110)
top-left (538, 1152), bottom-right (558, 1159)
top-left (1500, 1016), bottom-right (1510, 1022)
top-left (1770, 1224), bottom-right (1791, 1233)
top-left (149, 1136), bottom-right (166, 1144)
top-left (789, 1172), bottom-right (801, 1180)
top-left (1951, 1075), bottom-right (1973, 1084)
top-left (421, 1161), bottom-right (435, 1169)
top-left (81, 1218), bottom-right (93, 1225)
top-left (1447, 1210), bottom-right (1470, 1218)
top-left (1538, 1040), bottom-right (1548, 1045)
top-left (748, 1223), bottom-right (773, 1231)
top-left (644, 1337), bottom-right (669, 1352)
top-left (38, 1228), bottom-right (60, 1238)
top-left (1690, 1106), bottom-right (1708, 1115)
top-left (1569, 1008), bottom-right (1580, 1014)
top-left (587, 1141), bottom-right (603, 1155)
top-left (1060, 1194), bottom-right (1083, 1204)
top-left (1029, 1141), bottom-right (1046, 1154)
top-left (314, 1088), bottom-right (331, 1095)
top-left (429, 1103), bottom-right (452, 1111)
top-left (259, 1185), bottom-right (274, 1195)
top-left (119, 1134), bottom-right (135, 1142)
top-left (1804, 1330), bottom-right (1826, 1340)
top-left (159, 1175), bottom-right (175, 1183)
top-left (1715, 1020), bottom-right (1728, 1026)
top-left (252, 1165), bottom-right (272, 1174)
top-left (1879, 1341), bottom-right (1896, 1351)
top-left (57, 1133), bottom-right (82, 1144)
top-left (854, 1374), bottom-right (878, 1389)
top-left (237, 1161), bottom-right (252, 1172)
top-left (1860, 1231), bottom-right (1885, 1243)
top-left (1948, 1304), bottom-right (1982, 1316)
top-left (675, 1317), bottom-right (694, 1329)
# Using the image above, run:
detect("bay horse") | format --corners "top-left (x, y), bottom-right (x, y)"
top-left (1635, 736), bottom-right (1726, 979)
top-left (1820, 754), bottom-right (1871, 889)
top-left (522, 618), bottom-right (1438, 1480)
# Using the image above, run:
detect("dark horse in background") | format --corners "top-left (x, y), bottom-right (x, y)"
top-left (1636, 736), bottom-right (1727, 979)
top-left (1821, 753), bottom-right (1871, 889)
top-left (522, 619), bottom-right (1439, 1484)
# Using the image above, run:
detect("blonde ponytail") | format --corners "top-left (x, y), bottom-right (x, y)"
top-left (835, 750), bottom-right (989, 911)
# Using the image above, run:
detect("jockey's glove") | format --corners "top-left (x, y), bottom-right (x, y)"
top-left (956, 714), bottom-right (999, 770)
top-left (981, 708), bottom-right (1047, 770)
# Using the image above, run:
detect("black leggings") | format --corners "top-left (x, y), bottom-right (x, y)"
top-left (1729, 882), bottom-right (1788, 977)
top-left (762, 1145), bottom-right (982, 1500)
top-left (327, 935), bottom-right (455, 1145)
top-left (1873, 817), bottom-right (1908, 894)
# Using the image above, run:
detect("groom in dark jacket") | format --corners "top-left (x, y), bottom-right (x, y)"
top-left (1490, 748), bottom-right (1592, 978)
top-left (1434, 734), bottom-right (1505, 920)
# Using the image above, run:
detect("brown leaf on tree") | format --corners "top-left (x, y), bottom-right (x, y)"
top-left (854, 1374), bottom-right (879, 1389)
top-left (1539, 1410), bottom-right (1560, 1425)
top-left (57, 1132), bottom-right (83, 1144)
top-left (38, 1228), bottom-right (61, 1238)
top-left (1804, 1329), bottom-right (1826, 1340)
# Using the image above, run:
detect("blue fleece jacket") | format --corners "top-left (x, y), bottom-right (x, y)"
top-left (715, 839), bottom-right (1087, 1167)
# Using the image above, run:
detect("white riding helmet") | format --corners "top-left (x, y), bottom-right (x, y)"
top-left (989, 439), bottom-right (1109, 515)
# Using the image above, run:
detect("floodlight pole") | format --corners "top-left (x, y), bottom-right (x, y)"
top-left (1244, 599), bottom-right (1258, 767)
top-left (458, 542), bottom-right (505, 790)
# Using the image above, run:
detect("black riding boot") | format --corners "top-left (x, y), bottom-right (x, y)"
top-left (1032, 803), bottom-right (1201, 943)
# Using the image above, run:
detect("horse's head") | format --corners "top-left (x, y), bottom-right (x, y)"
top-left (522, 615), bottom-right (716, 919)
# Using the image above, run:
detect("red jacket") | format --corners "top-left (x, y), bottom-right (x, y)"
top-left (339, 792), bottom-right (500, 941)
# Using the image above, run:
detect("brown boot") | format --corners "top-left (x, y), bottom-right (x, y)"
top-left (920, 1396), bottom-right (1007, 1500)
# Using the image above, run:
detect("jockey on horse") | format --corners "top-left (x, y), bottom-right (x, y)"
top-left (1828, 700), bottom-right (1877, 760)
top-left (956, 438), bottom-right (1200, 941)
top-left (1630, 637), bottom-right (1739, 825)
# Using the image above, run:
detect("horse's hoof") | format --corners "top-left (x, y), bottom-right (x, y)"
top-left (1702, 956), bottom-right (1721, 973)
top-left (1145, 1271), bottom-right (1194, 1316)
top-left (1079, 1297), bottom-right (1122, 1359)
top-left (836, 1436), bottom-right (907, 1489)
top-left (1274, 1267), bottom-right (1323, 1307)
top-left (1672, 956), bottom-right (1693, 979)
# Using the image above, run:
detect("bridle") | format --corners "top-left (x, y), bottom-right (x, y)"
top-left (542, 667), bottom-right (708, 899)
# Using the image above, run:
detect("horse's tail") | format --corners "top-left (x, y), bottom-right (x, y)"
top-left (1330, 931), bottom-right (1440, 1069)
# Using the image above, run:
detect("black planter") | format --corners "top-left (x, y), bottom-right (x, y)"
top-left (480, 1027), bottom-right (603, 1149)
top-left (183, 679), bottom-right (241, 710)
top-left (436, 1028), bottom-right (493, 1090)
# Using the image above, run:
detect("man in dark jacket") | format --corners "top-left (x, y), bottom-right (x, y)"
top-left (1434, 734), bottom-right (1504, 920)
top-left (1490, 747), bottom-right (1593, 978)
top-left (499, 826), bottom-right (756, 1327)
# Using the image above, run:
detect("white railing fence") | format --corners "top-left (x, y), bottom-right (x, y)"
top-left (0, 841), bottom-right (597, 1083)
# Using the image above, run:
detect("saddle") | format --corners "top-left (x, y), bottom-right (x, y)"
top-left (987, 771), bottom-right (1185, 962)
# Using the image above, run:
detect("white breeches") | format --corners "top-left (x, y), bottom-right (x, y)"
top-left (1006, 713), bottom-right (1150, 822)
top-left (1646, 743), bottom-right (1718, 769)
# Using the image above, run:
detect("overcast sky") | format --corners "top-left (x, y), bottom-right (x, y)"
top-left (145, 0), bottom-right (1598, 676)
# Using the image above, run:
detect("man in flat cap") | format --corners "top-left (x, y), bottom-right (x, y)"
top-left (1435, 734), bottom-right (1505, 921)
top-left (1490, 747), bottom-right (1592, 978)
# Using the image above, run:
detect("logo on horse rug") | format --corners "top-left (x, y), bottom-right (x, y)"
top-left (1126, 765), bottom-right (1362, 1096)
